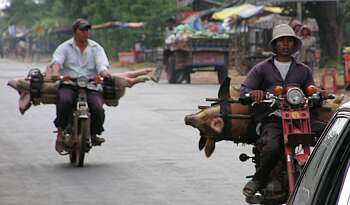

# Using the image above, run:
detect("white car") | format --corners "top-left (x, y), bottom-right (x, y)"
top-left (287, 101), bottom-right (350, 205)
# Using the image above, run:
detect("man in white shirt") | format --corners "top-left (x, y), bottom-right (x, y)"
top-left (51, 18), bottom-right (111, 153)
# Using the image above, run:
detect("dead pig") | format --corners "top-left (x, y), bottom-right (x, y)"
top-left (184, 77), bottom-right (343, 158)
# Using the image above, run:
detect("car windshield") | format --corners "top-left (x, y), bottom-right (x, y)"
top-left (292, 117), bottom-right (349, 205)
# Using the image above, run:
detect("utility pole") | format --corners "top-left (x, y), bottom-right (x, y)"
top-left (297, 2), bottom-right (303, 21)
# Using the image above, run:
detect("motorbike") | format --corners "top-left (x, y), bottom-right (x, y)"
top-left (28, 69), bottom-right (116, 167)
top-left (184, 77), bottom-right (337, 204)
top-left (239, 85), bottom-right (331, 204)
top-left (60, 76), bottom-right (115, 167)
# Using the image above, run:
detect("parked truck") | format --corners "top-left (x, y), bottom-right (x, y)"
top-left (160, 8), bottom-right (233, 84)
top-left (163, 34), bottom-right (231, 84)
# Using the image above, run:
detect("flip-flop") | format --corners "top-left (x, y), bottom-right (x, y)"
top-left (55, 140), bottom-right (64, 153)
top-left (243, 180), bottom-right (262, 197)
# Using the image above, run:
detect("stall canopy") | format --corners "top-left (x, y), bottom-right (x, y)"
top-left (92, 21), bottom-right (144, 30)
top-left (50, 21), bottom-right (144, 34)
top-left (247, 13), bottom-right (291, 29)
top-left (212, 3), bottom-right (283, 20)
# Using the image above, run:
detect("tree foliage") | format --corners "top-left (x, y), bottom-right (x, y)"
top-left (305, 1), bottom-right (350, 65)
top-left (2, 0), bottom-right (349, 63)
top-left (1, 0), bottom-right (178, 59)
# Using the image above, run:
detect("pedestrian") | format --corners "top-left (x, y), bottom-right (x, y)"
top-left (298, 25), bottom-right (316, 70)
top-left (288, 19), bottom-right (302, 35)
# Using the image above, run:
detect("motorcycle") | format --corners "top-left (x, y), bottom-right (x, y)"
top-left (239, 84), bottom-right (331, 204)
top-left (61, 76), bottom-right (116, 167)
top-left (28, 69), bottom-right (116, 167)
top-left (184, 77), bottom-right (338, 204)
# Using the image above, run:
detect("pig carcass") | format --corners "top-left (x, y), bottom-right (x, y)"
top-left (7, 67), bottom-right (153, 114)
top-left (184, 77), bottom-right (343, 158)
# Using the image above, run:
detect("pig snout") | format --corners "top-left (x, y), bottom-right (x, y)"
top-left (184, 114), bottom-right (198, 126)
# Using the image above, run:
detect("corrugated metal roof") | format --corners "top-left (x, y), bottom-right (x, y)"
top-left (246, 0), bottom-right (337, 4)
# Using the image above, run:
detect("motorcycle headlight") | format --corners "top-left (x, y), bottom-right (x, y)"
top-left (286, 87), bottom-right (305, 105)
top-left (77, 76), bottom-right (88, 88)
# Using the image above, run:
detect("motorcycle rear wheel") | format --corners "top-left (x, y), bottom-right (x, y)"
top-left (75, 119), bottom-right (88, 167)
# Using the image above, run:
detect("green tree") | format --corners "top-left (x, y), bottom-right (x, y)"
top-left (305, 1), bottom-right (348, 65)
top-left (1, 0), bottom-right (179, 59)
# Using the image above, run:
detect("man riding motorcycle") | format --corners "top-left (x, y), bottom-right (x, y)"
top-left (50, 18), bottom-right (112, 153)
top-left (239, 24), bottom-right (326, 198)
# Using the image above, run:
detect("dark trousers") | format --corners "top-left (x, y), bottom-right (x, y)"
top-left (254, 117), bottom-right (284, 182)
top-left (253, 116), bottom-right (327, 182)
top-left (54, 86), bottom-right (105, 135)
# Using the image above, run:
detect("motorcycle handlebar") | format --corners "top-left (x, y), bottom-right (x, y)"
top-left (243, 91), bottom-right (330, 107)
top-left (240, 92), bottom-right (275, 104)
top-left (56, 75), bottom-right (105, 84)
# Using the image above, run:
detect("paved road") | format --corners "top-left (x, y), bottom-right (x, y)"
top-left (1, 59), bottom-right (253, 205)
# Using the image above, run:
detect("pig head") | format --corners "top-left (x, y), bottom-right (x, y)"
top-left (184, 77), bottom-right (250, 158)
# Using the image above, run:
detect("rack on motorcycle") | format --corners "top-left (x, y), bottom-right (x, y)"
top-left (238, 85), bottom-right (335, 204)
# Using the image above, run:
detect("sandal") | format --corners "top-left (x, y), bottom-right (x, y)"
top-left (55, 140), bottom-right (64, 154)
top-left (91, 135), bottom-right (105, 146)
top-left (243, 179), bottom-right (262, 197)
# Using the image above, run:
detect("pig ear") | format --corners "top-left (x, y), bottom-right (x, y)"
top-left (205, 138), bottom-right (216, 158)
top-left (210, 117), bottom-right (224, 134)
top-left (198, 136), bottom-right (207, 151)
top-left (218, 77), bottom-right (231, 99)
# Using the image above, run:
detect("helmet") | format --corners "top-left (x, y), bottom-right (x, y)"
top-left (269, 24), bottom-right (302, 54)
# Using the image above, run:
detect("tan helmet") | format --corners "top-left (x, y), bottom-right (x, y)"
top-left (269, 24), bottom-right (302, 54)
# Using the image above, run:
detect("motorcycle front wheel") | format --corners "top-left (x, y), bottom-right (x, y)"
top-left (75, 118), bottom-right (88, 167)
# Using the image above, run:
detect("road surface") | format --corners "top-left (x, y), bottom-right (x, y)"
top-left (1, 59), bottom-right (253, 205)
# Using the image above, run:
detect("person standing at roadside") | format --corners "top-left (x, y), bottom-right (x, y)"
top-left (298, 25), bottom-right (316, 70)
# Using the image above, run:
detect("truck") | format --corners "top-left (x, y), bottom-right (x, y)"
top-left (163, 34), bottom-right (231, 84)
top-left (160, 8), bottom-right (233, 84)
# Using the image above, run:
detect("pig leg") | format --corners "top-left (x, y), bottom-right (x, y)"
top-left (126, 76), bottom-right (151, 87)
top-left (114, 68), bottom-right (152, 78)
top-left (198, 136), bottom-right (207, 151)
top-left (204, 138), bottom-right (216, 158)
